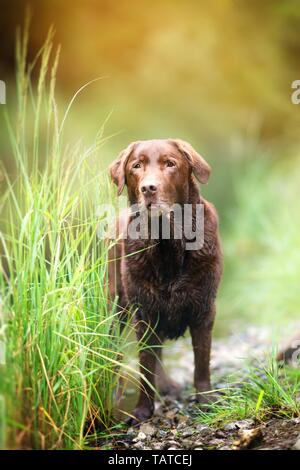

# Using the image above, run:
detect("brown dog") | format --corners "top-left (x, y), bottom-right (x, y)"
top-left (108, 139), bottom-right (223, 425)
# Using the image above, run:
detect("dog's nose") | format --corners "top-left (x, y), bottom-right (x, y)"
top-left (141, 184), bottom-right (157, 195)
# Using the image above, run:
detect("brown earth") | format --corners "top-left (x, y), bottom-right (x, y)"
top-left (99, 326), bottom-right (300, 451)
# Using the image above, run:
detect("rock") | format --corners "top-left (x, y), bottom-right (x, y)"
top-left (163, 397), bottom-right (174, 406)
top-left (155, 406), bottom-right (164, 416)
top-left (166, 439), bottom-right (180, 448)
top-left (207, 438), bottom-right (224, 447)
top-left (133, 431), bottom-right (146, 442)
top-left (177, 415), bottom-right (190, 428)
top-left (293, 436), bottom-right (300, 450)
top-left (165, 410), bottom-right (177, 420)
top-left (157, 429), bottom-right (168, 438)
top-left (181, 427), bottom-right (195, 438)
top-left (223, 422), bottom-right (237, 431)
top-left (152, 442), bottom-right (165, 450)
top-left (192, 440), bottom-right (204, 448)
top-left (196, 424), bottom-right (211, 436)
top-left (215, 430), bottom-right (226, 438)
top-left (181, 439), bottom-right (194, 449)
top-left (127, 426), bottom-right (137, 436)
top-left (160, 419), bottom-right (173, 427)
top-left (139, 423), bottom-right (156, 437)
top-left (151, 417), bottom-right (161, 425)
top-left (133, 442), bottom-right (145, 450)
top-left (224, 419), bottom-right (254, 432)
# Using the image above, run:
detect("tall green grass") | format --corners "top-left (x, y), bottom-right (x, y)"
top-left (0, 28), bottom-right (137, 449)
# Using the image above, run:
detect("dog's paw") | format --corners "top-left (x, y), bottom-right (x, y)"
top-left (125, 407), bottom-right (153, 426)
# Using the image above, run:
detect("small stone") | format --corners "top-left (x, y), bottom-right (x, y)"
top-left (157, 429), bottom-right (168, 438)
top-left (192, 440), bottom-right (204, 448)
top-left (215, 430), bottom-right (226, 438)
top-left (127, 426), bottom-right (137, 436)
top-left (133, 442), bottom-right (145, 450)
top-left (177, 423), bottom-right (186, 430)
top-left (177, 415), bottom-right (190, 427)
top-left (164, 397), bottom-right (174, 406)
top-left (196, 424), bottom-right (211, 436)
top-left (136, 432), bottom-right (147, 441)
top-left (155, 406), bottom-right (164, 416)
top-left (224, 419), bottom-right (254, 431)
top-left (181, 439), bottom-right (194, 449)
top-left (236, 419), bottom-right (255, 429)
top-left (208, 438), bottom-right (224, 447)
top-left (166, 410), bottom-right (177, 420)
top-left (152, 442), bottom-right (165, 450)
top-left (293, 436), bottom-right (300, 450)
top-left (181, 427), bottom-right (195, 438)
top-left (139, 423), bottom-right (156, 437)
top-left (160, 419), bottom-right (172, 427)
top-left (194, 447), bottom-right (203, 450)
top-left (166, 439), bottom-right (180, 447)
top-left (223, 422), bottom-right (237, 431)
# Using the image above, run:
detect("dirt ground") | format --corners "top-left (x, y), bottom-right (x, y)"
top-left (101, 326), bottom-right (300, 450)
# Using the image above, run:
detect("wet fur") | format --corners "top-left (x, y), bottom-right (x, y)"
top-left (108, 139), bottom-right (223, 424)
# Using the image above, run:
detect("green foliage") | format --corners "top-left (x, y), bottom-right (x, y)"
top-left (0, 28), bottom-right (139, 449)
top-left (197, 356), bottom-right (300, 427)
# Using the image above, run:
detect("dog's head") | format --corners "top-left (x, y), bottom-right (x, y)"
top-left (109, 139), bottom-right (211, 209)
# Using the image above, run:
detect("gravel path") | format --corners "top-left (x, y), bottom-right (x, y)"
top-left (101, 326), bottom-right (300, 450)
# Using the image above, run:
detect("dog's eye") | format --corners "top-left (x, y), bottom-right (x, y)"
top-left (132, 162), bottom-right (141, 169)
top-left (166, 160), bottom-right (176, 168)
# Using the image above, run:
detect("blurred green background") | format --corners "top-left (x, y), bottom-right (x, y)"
top-left (1, 0), bottom-right (300, 334)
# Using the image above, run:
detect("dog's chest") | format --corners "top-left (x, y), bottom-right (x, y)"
top-left (124, 241), bottom-right (204, 338)
top-left (126, 239), bottom-right (187, 284)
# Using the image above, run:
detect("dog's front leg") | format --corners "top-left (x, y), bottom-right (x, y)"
top-left (190, 305), bottom-right (216, 406)
top-left (125, 327), bottom-right (159, 425)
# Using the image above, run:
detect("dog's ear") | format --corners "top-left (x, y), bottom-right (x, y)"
top-left (171, 139), bottom-right (211, 184)
top-left (109, 142), bottom-right (137, 195)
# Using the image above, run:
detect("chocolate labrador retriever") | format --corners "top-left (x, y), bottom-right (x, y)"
top-left (108, 139), bottom-right (223, 425)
